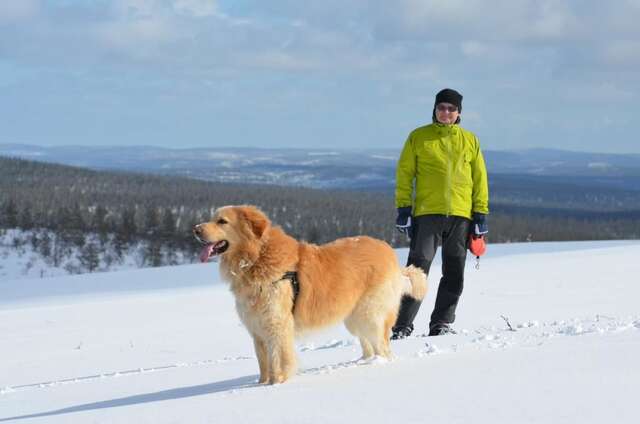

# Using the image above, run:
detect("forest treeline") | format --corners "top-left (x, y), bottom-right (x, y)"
top-left (1, 156), bottom-right (639, 273)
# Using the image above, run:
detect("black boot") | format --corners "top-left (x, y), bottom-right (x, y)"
top-left (391, 295), bottom-right (422, 339)
top-left (428, 323), bottom-right (457, 336)
top-left (391, 325), bottom-right (413, 340)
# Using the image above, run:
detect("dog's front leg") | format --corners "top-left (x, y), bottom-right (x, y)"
top-left (252, 336), bottom-right (270, 384)
top-left (266, 336), bottom-right (283, 384)
top-left (267, 318), bottom-right (296, 384)
top-left (278, 319), bottom-right (297, 382)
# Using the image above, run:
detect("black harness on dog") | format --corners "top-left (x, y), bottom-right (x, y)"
top-left (279, 271), bottom-right (299, 312)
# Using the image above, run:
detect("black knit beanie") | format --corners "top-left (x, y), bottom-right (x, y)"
top-left (435, 88), bottom-right (463, 112)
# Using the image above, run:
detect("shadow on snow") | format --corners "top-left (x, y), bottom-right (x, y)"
top-left (0, 375), bottom-right (258, 422)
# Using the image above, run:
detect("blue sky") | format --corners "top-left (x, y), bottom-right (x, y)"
top-left (1, 0), bottom-right (639, 153)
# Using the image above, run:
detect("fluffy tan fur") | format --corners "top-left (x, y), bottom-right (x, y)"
top-left (194, 205), bottom-right (427, 384)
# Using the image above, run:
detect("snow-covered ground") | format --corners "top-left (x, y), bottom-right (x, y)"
top-left (1, 240), bottom-right (639, 423)
top-left (0, 229), bottom-right (193, 280)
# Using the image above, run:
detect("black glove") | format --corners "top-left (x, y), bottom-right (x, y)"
top-left (472, 212), bottom-right (488, 237)
top-left (395, 207), bottom-right (412, 235)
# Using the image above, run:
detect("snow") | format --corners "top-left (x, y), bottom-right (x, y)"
top-left (0, 229), bottom-right (190, 281)
top-left (1, 240), bottom-right (639, 423)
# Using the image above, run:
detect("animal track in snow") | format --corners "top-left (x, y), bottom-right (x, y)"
top-left (0, 355), bottom-right (253, 395)
top-left (413, 314), bottom-right (640, 358)
top-left (298, 338), bottom-right (355, 352)
top-left (2, 314), bottom-right (637, 396)
top-left (302, 355), bottom-right (392, 376)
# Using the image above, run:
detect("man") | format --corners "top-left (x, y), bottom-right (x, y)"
top-left (393, 88), bottom-right (489, 338)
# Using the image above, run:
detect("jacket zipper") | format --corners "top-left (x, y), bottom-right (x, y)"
top-left (445, 133), bottom-right (452, 216)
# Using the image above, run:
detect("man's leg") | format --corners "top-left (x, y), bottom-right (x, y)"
top-left (429, 217), bottom-right (470, 334)
top-left (392, 215), bottom-right (441, 338)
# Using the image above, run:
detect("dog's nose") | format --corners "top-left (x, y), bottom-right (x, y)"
top-left (193, 224), bottom-right (203, 236)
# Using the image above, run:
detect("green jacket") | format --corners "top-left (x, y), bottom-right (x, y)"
top-left (395, 123), bottom-right (489, 219)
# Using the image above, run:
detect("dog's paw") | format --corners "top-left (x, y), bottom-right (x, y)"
top-left (356, 355), bottom-right (392, 365)
top-left (267, 374), bottom-right (288, 384)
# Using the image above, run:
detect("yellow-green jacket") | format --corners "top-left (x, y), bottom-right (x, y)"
top-left (395, 123), bottom-right (489, 219)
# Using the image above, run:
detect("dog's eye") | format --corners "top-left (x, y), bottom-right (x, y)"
top-left (217, 218), bottom-right (228, 225)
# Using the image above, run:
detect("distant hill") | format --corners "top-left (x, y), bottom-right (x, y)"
top-left (2, 143), bottom-right (640, 213)
top-left (484, 148), bottom-right (640, 178)
top-left (2, 155), bottom-right (639, 276)
top-left (2, 144), bottom-right (640, 191)
top-left (0, 155), bottom-right (396, 246)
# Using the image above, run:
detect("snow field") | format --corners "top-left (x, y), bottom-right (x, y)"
top-left (1, 240), bottom-right (639, 423)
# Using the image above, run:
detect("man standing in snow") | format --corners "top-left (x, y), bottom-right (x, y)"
top-left (393, 88), bottom-right (489, 338)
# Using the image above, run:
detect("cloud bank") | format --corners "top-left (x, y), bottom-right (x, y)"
top-left (1, 0), bottom-right (639, 152)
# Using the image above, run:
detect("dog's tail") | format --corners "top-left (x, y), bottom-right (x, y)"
top-left (401, 265), bottom-right (427, 300)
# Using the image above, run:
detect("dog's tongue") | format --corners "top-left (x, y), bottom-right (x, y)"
top-left (199, 244), bottom-right (215, 263)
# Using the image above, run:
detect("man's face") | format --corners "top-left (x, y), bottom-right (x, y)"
top-left (435, 102), bottom-right (460, 125)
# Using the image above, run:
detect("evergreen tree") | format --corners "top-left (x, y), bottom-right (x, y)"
top-left (144, 239), bottom-right (163, 267)
top-left (2, 198), bottom-right (18, 228)
top-left (161, 208), bottom-right (179, 265)
top-left (160, 208), bottom-right (176, 243)
top-left (39, 232), bottom-right (52, 259)
top-left (78, 239), bottom-right (100, 272)
top-left (119, 207), bottom-right (138, 242)
top-left (19, 206), bottom-right (35, 230)
top-left (30, 231), bottom-right (39, 251)
top-left (61, 204), bottom-right (86, 249)
top-left (92, 204), bottom-right (110, 245)
top-left (113, 232), bottom-right (127, 261)
top-left (50, 234), bottom-right (66, 267)
top-left (144, 206), bottom-right (161, 236)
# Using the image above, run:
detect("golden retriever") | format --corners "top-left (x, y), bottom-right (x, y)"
top-left (193, 205), bottom-right (426, 384)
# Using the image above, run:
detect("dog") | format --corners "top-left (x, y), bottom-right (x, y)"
top-left (193, 205), bottom-right (426, 384)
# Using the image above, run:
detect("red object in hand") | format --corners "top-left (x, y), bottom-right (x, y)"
top-left (469, 234), bottom-right (486, 257)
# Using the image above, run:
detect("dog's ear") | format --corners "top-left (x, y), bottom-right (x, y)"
top-left (240, 206), bottom-right (270, 239)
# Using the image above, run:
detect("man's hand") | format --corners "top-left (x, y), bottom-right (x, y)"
top-left (472, 212), bottom-right (488, 237)
top-left (395, 207), bottom-right (412, 235)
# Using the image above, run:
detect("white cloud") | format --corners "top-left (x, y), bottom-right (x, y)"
top-left (111, 0), bottom-right (218, 18)
top-left (526, 1), bottom-right (579, 40)
top-left (173, 0), bottom-right (218, 17)
top-left (0, 0), bottom-right (635, 87)
top-left (0, 0), bottom-right (39, 23)
top-left (236, 50), bottom-right (319, 71)
top-left (562, 81), bottom-right (635, 103)
top-left (95, 17), bottom-right (179, 58)
top-left (373, 0), bottom-right (581, 42)
top-left (460, 41), bottom-right (489, 58)
top-left (112, 0), bottom-right (160, 18)
top-left (2, 0), bottom-right (640, 154)
top-left (89, 1), bottom-right (224, 64)
top-left (461, 110), bottom-right (483, 126)
top-left (600, 40), bottom-right (640, 67)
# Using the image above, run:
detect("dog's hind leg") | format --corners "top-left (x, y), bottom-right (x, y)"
top-left (362, 320), bottom-right (389, 359)
top-left (345, 313), bottom-right (376, 359)
top-left (345, 315), bottom-right (365, 358)
top-left (358, 336), bottom-right (375, 359)
top-left (348, 284), bottom-right (399, 359)
top-left (381, 311), bottom-right (397, 357)
top-left (368, 318), bottom-right (390, 359)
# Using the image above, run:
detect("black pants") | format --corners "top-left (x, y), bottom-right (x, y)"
top-left (394, 215), bottom-right (470, 331)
